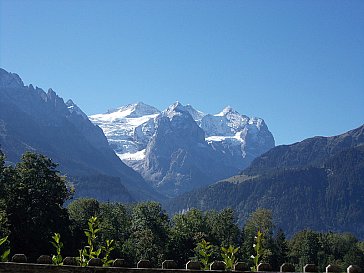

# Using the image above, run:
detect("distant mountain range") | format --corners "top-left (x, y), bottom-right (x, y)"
top-left (3, 68), bottom-right (363, 238)
top-left (166, 124), bottom-right (364, 239)
top-left (0, 68), bottom-right (161, 202)
top-left (90, 102), bottom-right (275, 197)
top-left (0, 68), bottom-right (274, 201)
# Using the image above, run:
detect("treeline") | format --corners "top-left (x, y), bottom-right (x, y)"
top-left (0, 151), bottom-right (363, 271)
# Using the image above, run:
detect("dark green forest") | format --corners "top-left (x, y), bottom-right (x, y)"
top-left (0, 151), bottom-right (363, 271)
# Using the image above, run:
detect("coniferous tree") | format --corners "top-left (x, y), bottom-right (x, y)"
top-left (271, 228), bottom-right (288, 270)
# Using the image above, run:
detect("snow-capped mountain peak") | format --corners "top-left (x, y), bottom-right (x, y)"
top-left (166, 101), bottom-right (185, 112)
top-left (163, 101), bottom-right (190, 119)
top-left (184, 104), bottom-right (205, 121)
top-left (216, 105), bottom-right (236, 116)
top-left (124, 101), bottom-right (160, 118)
top-left (163, 101), bottom-right (206, 122)
top-left (91, 102), bottom-right (160, 123)
top-left (90, 102), bottom-right (160, 161)
top-left (89, 102), bottom-right (275, 197)
top-left (106, 102), bottom-right (160, 119)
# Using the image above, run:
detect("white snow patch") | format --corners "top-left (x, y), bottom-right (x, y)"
top-left (118, 149), bottom-right (146, 161)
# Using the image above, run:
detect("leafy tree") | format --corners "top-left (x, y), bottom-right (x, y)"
top-left (123, 202), bottom-right (169, 267)
top-left (242, 208), bottom-right (274, 263)
top-left (68, 198), bottom-right (101, 229)
top-left (3, 152), bottom-right (71, 261)
top-left (318, 232), bottom-right (364, 271)
top-left (98, 202), bottom-right (131, 258)
top-left (167, 209), bottom-right (208, 266)
top-left (67, 198), bottom-right (101, 253)
top-left (205, 208), bottom-right (240, 248)
top-left (288, 230), bottom-right (320, 271)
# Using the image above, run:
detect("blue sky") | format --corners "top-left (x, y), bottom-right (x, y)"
top-left (0, 0), bottom-right (363, 145)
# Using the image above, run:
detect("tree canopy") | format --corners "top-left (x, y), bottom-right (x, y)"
top-left (0, 152), bottom-right (72, 260)
top-left (0, 150), bottom-right (363, 270)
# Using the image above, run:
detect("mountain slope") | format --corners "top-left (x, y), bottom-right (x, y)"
top-left (244, 124), bottom-right (364, 175)
top-left (165, 125), bottom-right (364, 239)
top-left (91, 101), bottom-right (275, 197)
top-left (90, 102), bottom-right (160, 161)
top-left (0, 68), bottom-right (161, 202)
top-left (140, 102), bottom-right (240, 196)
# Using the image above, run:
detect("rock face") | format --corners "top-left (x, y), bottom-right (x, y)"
top-left (0, 68), bottom-right (160, 202)
top-left (91, 101), bottom-right (275, 197)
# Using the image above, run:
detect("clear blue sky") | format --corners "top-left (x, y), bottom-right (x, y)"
top-left (1, 0), bottom-right (363, 145)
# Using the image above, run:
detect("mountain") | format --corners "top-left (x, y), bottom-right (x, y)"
top-left (0, 68), bottom-right (161, 202)
top-left (90, 102), bottom-right (160, 162)
top-left (244, 124), bottom-right (364, 175)
top-left (90, 102), bottom-right (275, 197)
top-left (165, 125), bottom-right (364, 239)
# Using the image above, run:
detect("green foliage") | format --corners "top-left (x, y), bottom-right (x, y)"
top-left (51, 233), bottom-right (63, 265)
top-left (287, 230), bottom-right (364, 271)
top-left (167, 209), bottom-right (208, 266)
top-left (0, 236), bottom-right (10, 262)
top-left (205, 208), bottom-right (240, 248)
top-left (76, 215), bottom-right (116, 267)
top-left (98, 202), bottom-right (131, 258)
top-left (271, 228), bottom-right (288, 270)
top-left (0, 153), bottom-right (10, 239)
top-left (242, 208), bottom-right (274, 264)
top-left (195, 239), bottom-right (213, 270)
top-left (251, 230), bottom-right (263, 271)
top-left (78, 216), bottom-right (102, 266)
top-left (2, 152), bottom-right (72, 261)
top-left (123, 202), bottom-right (169, 267)
top-left (78, 248), bottom-right (88, 267)
top-left (3, 152), bottom-right (70, 261)
top-left (0, 149), bottom-right (363, 268)
top-left (288, 229), bottom-right (320, 270)
top-left (221, 245), bottom-right (239, 270)
top-left (68, 198), bottom-right (100, 229)
top-left (101, 239), bottom-right (115, 267)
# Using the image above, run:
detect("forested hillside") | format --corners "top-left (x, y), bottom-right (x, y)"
top-left (166, 126), bottom-right (364, 239)
top-left (0, 150), bottom-right (363, 270)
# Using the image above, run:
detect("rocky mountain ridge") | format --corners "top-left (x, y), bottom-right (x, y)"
top-left (90, 101), bottom-right (275, 197)
top-left (0, 68), bottom-right (160, 202)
